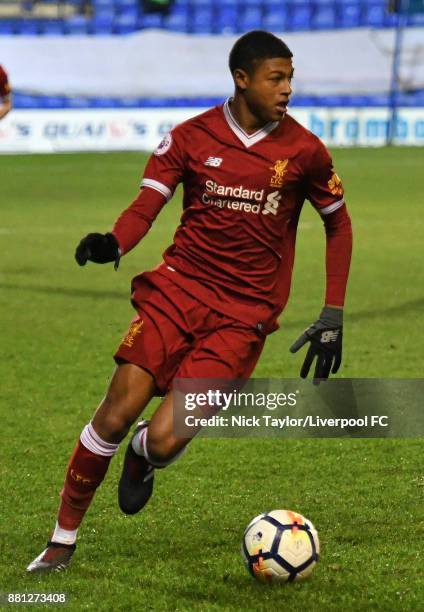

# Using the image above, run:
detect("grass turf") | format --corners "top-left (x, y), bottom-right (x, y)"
top-left (0, 148), bottom-right (423, 611)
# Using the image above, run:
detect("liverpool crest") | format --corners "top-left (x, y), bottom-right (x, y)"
top-left (269, 159), bottom-right (289, 188)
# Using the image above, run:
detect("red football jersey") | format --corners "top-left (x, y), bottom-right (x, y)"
top-left (0, 65), bottom-right (11, 97)
top-left (131, 100), bottom-right (346, 333)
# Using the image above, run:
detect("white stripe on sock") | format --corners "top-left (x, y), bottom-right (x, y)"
top-left (80, 423), bottom-right (119, 457)
top-left (51, 521), bottom-right (78, 545)
top-left (131, 427), bottom-right (144, 456)
top-left (141, 427), bottom-right (150, 459)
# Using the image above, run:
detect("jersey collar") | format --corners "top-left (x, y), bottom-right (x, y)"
top-left (223, 98), bottom-right (280, 148)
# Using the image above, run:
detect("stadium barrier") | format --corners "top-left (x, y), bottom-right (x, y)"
top-left (1, 107), bottom-right (423, 152)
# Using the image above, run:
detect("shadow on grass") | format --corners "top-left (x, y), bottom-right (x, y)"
top-left (1, 282), bottom-right (423, 327)
top-left (0, 282), bottom-right (127, 301)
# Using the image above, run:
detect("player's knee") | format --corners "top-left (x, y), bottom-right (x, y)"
top-left (105, 413), bottom-right (131, 438)
top-left (95, 397), bottom-right (134, 441)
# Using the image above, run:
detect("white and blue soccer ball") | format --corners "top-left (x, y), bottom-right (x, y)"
top-left (242, 509), bottom-right (320, 584)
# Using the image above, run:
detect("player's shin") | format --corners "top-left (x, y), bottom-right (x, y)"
top-left (53, 423), bottom-right (119, 544)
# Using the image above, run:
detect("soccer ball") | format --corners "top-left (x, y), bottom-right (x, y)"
top-left (242, 509), bottom-right (319, 584)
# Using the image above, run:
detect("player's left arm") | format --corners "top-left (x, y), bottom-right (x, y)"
top-left (290, 139), bottom-right (352, 380)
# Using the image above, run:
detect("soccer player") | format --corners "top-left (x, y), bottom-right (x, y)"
top-left (0, 65), bottom-right (12, 120)
top-left (27, 30), bottom-right (352, 572)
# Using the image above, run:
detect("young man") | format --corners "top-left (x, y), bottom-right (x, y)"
top-left (27, 30), bottom-right (352, 572)
top-left (0, 65), bottom-right (12, 120)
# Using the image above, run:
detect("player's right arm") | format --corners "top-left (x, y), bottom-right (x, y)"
top-left (75, 128), bottom-right (186, 268)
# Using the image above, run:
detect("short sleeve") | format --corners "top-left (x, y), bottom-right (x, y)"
top-left (305, 138), bottom-right (345, 215)
top-left (140, 127), bottom-right (186, 202)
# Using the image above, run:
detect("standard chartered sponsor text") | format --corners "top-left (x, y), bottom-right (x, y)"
top-left (202, 180), bottom-right (264, 214)
top-left (205, 180), bottom-right (264, 201)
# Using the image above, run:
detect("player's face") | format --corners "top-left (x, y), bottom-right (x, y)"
top-left (242, 57), bottom-right (294, 123)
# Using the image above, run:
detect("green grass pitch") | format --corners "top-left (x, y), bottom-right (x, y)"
top-left (0, 148), bottom-right (423, 611)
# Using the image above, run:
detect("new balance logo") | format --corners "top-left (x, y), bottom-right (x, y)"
top-left (262, 190), bottom-right (282, 216)
top-left (321, 330), bottom-right (339, 343)
top-left (205, 157), bottom-right (223, 167)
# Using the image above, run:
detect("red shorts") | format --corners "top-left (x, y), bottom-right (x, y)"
top-left (114, 270), bottom-right (265, 395)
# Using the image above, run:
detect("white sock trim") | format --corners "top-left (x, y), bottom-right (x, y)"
top-left (80, 423), bottom-right (120, 457)
top-left (141, 427), bottom-right (151, 460)
top-left (51, 522), bottom-right (78, 546)
top-left (131, 426), bottom-right (145, 456)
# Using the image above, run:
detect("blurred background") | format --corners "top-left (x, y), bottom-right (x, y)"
top-left (0, 0), bottom-right (423, 151)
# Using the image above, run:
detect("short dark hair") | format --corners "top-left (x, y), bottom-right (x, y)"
top-left (229, 30), bottom-right (293, 75)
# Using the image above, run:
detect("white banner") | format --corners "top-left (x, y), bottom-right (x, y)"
top-left (0, 107), bottom-right (423, 153)
top-left (0, 28), bottom-right (423, 97)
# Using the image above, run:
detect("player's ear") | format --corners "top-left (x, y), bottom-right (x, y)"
top-left (233, 68), bottom-right (249, 92)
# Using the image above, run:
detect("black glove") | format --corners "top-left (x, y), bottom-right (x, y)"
top-left (290, 306), bottom-right (343, 381)
top-left (75, 233), bottom-right (121, 270)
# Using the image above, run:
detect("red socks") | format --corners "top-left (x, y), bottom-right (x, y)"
top-left (57, 423), bottom-right (119, 531)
